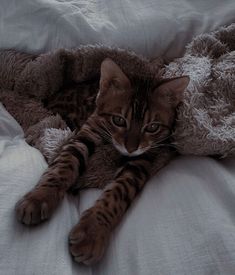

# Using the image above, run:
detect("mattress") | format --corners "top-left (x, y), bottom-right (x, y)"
top-left (0, 0), bottom-right (235, 274)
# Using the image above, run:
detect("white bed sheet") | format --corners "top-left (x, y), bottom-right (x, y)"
top-left (0, 0), bottom-right (234, 59)
top-left (0, 104), bottom-right (235, 274)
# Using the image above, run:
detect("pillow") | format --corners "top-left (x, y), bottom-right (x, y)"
top-left (0, 0), bottom-right (234, 58)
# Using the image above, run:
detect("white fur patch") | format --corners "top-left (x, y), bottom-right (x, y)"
top-left (113, 140), bottom-right (148, 157)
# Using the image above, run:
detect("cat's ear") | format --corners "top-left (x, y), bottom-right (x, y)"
top-left (155, 76), bottom-right (190, 107)
top-left (99, 58), bottom-right (131, 92)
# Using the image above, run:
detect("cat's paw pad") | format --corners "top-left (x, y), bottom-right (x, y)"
top-left (15, 191), bottom-right (54, 225)
top-left (69, 210), bottom-right (110, 265)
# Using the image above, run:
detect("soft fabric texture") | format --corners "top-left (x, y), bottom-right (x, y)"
top-left (166, 24), bottom-right (235, 157)
top-left (1, 104), bottom-right (235, 274)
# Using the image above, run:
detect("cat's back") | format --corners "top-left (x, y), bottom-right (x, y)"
top-left (44, 78), bottom-right (99, 129)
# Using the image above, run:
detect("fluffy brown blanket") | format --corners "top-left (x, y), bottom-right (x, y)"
top-left (0, 24), bottom-right (234, 186)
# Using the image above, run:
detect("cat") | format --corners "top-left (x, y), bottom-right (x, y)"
top-left (15, 58), bottom-right (189, 265)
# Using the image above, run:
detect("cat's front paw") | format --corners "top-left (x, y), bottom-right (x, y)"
top-left (69, 209), bottom-right (110, 265)
top-left (15, 188), bottom-right (61, 225)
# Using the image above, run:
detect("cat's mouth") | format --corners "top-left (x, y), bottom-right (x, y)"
top-left (112, 140), bottom-right (149, 157)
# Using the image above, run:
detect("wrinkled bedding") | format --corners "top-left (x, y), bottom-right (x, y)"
top-left (0, 0), bottom-right (235, 59)
top-left (1, 0), bottom-right (235, 274)
top-left (1, 104), bottom-right (235, 275)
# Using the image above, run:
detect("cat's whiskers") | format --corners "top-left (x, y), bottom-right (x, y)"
top-left (153, 143), bottom-right (176, 147)
top-left (99, 130), bottom-right (111, 141)
top-left (150, 134), bottom-right (175, 150)
top-left (153, 133), bottom-right (173, 144)
top-left (98, 122), bottom-right (112, 142)
top-left (151, 143), bottom-right (176, 149)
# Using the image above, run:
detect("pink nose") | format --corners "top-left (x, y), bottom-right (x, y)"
top-left (125, 133), bottom-right (139, 154)
top-left (126, 145), bottom-right (138, 154)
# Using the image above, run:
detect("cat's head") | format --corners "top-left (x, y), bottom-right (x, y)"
top-left (96, 58), bottom-right (189, 157)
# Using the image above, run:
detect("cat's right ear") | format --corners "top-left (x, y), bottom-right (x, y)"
top-left (99, 58), bottom-right (131, 92)
top-left (96, 59), bottom-right (131, 105)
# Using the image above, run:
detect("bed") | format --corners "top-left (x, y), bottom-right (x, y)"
top-left (0, 0), bottom-right (235, 274)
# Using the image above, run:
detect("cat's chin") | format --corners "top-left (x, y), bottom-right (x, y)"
top-left (112, 142), bottom-right (148, 157)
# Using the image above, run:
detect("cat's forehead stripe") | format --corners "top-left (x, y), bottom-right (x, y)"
top-left (132, 97), bottom-right (148, 121)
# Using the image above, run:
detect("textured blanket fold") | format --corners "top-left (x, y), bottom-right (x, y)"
top-left (0, 24), bottom-right (234, 167)
top-left (166, 24), bottom-right (235, 157)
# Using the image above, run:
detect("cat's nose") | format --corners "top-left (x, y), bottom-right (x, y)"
top-left (125, 143), bottom-right (139, 154)
top-left (125, 134), bottom-right (139, 154)
top-left (126, 147), bottom-right (136, 154)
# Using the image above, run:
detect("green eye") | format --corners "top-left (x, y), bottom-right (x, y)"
top-left (112, 115), bottom-right (126, 127)
top-left (145, 123), bottom-right (160, 133)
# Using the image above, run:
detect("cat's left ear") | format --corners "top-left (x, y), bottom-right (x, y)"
top-left (155, 76), bottom-right (190, 107)
top-left (96, 58), bottom-right (131, 106)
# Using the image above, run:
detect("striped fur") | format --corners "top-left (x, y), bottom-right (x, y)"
top-left (15, 59), bottom-right (189, 265)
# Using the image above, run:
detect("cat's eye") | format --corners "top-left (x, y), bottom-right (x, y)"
top-left (112, 115), bottom-right (126, 127)
top-left (145, 123), bottom-right (160, 133)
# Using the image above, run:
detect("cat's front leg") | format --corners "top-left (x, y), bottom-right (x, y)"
top-left (16, 119), bottom-right (102, 225)
top-left (69, 150), bottom-right (172, 265)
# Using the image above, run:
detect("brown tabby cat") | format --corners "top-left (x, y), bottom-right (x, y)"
top-left (15, 58), bottom-right (189, 265)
